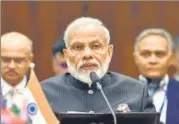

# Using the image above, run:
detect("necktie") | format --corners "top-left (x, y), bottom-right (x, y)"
top-left (148, 84), bottom-right (159, 96)
top-left (6, 88), bottom-right (15, 108)
top-left (10, 89), bottom-right (15, 98)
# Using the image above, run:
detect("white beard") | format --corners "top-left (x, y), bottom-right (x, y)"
top-left (66, 57), bottom-right (111, 86)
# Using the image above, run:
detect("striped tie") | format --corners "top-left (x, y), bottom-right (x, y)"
top-left (148, 84), bottom-right (159, 96)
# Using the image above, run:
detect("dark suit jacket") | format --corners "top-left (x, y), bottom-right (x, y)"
top-left (41, 72), bottom-right (155, 114)
top-left (166, 79), bottom-right (179, 124)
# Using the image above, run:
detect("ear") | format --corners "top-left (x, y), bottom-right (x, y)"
top-left (133, 52), bottom-right (139, 65)
top-left (28, 53), bottom-right (34, 62)
top-left (108, 44), bottom-right (113, 60)
top-left (169, 53), bottom-right (176, 67)
top-left (27, 53), bottom-right (34, 69)
top-left (63, 49), bottom-right (68, 60)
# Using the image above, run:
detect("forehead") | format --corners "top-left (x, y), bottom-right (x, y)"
top-left (138, 35), bottom-right (168, 51)
top-left (1, 41), bottom-right (30, 57)
top-left (68, 26), bottom-right (107, 45)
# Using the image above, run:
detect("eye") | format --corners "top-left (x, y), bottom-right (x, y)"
top-left (14, 58), bottom-right (26, 64)
top-left (71, 44), bottom-right (84, 51)
top-left (91, 43), bottom-right (101, 50)
top-left (2, 57), bottom-right (11, 63)
top-left (155, 51), bottom-right (166, 58)
top-left (1, 57), bottom-right (26, 64)
top-left (140, 51), bottom-right (151, 58)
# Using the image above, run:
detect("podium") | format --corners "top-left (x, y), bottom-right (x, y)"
top-left (56, 112), bottom-right (160, 124)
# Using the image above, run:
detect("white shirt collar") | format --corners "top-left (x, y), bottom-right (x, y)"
top-left (1, 76), bottom-right (27, 96)
top-left (139, 74), bottom-right (169, 89)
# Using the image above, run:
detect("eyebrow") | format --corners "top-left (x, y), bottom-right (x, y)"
top-left (91, 39), bottom-right (101, 43)
top-left (70, 40), bottom-right (83, 45)
top-left (140, 49), bottom-right (166, 52)
top-left (70, 38), bottom-right (103, 45)
top-left (1, 56), bottom-right (27, 58)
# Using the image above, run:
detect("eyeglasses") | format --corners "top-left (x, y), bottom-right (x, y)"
top-left (139, 50), bottom-right (167, 58)
top-left (1, 56), bottom-right (28, 65)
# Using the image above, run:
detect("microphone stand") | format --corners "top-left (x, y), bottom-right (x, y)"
top-left (96, 82), bottom-right (117, 124)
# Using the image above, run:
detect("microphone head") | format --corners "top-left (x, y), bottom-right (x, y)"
top-left (90, 71), bottom-right (100, 83)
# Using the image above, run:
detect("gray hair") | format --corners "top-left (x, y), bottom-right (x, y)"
top-left (174, 36), bottom-right (179, 52)
top-left (134, 28), bottom-right (174, 54)
top-left (63, 17), bottom-right (110, 47)
top-left (1, 32), bottom-right (33, 53)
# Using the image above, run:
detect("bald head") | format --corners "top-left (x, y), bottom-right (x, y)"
top-left (1, 32), bottom-right (33, 86)
top-left (1, 32), bottom-right (33, 53)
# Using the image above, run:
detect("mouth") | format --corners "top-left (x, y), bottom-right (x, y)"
top-left (80, 63), bottom-right (98, 71)
top-left (147, 67), bottom-right (160, 71)
top-left (6, 71), bottom-right (18, 76)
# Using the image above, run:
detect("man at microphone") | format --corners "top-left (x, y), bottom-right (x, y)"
top-left (42, 17), bottom-right (155, 116)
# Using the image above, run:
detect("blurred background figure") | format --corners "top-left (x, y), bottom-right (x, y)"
top-left (52, 39), bottom-right (68, 75)
top-left (1, 32), bottom-right (46, 124)
top-left (174, 37), bottom-right (179, 81)
top-left (1, 31), bottom-right (33, 123)
top-left (133, 28), bottom-right (179, 124)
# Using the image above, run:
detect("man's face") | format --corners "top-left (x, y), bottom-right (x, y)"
top-left (52, 52), bottom-right (68, 75)
top-left (64, 26), bottom-right (113, 84)
top-left (134, 35), bottom-right (172, 79)
top-left (1, 41), bottom-right (33, 86)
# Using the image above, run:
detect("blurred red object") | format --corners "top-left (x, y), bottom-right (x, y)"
top-left (12, 117), bottom-right (27, 124)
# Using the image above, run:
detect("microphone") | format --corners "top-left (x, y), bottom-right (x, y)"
top-left (90, 72), bottom-right (117, 124)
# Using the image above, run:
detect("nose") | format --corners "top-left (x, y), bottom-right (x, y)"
top-left (149, 54), bottom-right (158, 64)
top-left (83, 47), bottom-right (93, 60)
top-left (8, 60), bottom-right (16, 69)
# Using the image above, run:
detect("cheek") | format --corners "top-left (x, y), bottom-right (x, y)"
top-left (94, 53), bottom-right (108, 66)
top-left (136, 59), bottom-right (148, 71)
top-left (138, 64), bottom-right (148, 71)
top-left (137, 57), bottom-right (147, 66)
top-left (18, 64), bottom-right (29, 74)
top-left (1, 64), bottom-right (6, 70)
top-left (1, 64), bottom-right (14, 72)
top-left (68, 53), bottom-right (80, 67)
top-left (159, 61), bottom-right (170, 69)
top-left (1, 66), bottom-right (6, 73)
top-left (160, 57), bottom-right (171, 64)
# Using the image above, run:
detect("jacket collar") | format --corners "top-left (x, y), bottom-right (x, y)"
top-left (139, 74), bottom-right (169, 90)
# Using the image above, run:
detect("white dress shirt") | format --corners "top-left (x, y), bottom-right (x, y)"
top-left (1, 77), bottom-right (47, 124)
top-left (139, 75), bottom-right (169, 124)
top-left (2, 76), bottom-right (27, 109)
